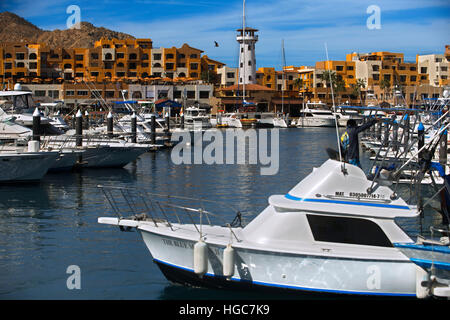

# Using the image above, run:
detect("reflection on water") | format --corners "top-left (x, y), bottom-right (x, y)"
top-left (0, 128), bottom-right (441, 299)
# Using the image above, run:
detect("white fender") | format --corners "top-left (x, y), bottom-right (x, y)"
top-left (28, 140), bottom-right (40, 153)
top-left (194, 240), bottom-right (208, 277)
top-left (223, 244), bottom-right (235, 279)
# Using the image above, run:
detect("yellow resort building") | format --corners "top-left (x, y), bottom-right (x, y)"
top-left (0, 38), bottom-right (225, 88)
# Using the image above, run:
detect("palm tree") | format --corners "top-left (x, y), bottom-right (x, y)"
top-left (351, 78), bottom-right (366, 105)
top-left (334, 78), bottom-right (346, 105)
top-left (380, 78), bottom-right (391, 102)
top-left (293, 77), bottom-right (304, 90)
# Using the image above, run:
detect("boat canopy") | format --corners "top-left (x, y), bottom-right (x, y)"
top-left (0, 91), bottom-right (32, 97)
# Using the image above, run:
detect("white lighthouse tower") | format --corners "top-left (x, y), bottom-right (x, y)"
top-left (237, 0), bottom-right (258, 86)
top-left (237, 27), bottom-right (258, 85)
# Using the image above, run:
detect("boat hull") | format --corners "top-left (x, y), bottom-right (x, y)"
top-left (48, 150), bottom-right (82, 172)
top-left (140, 228), bottom-right (416, 297)
top-left (273, 118), bottom-right (288, 128)
top-left (296, 118), bottom-right (336, 127)
top-left (81, 145), bottom-right (148, 168)
top-left (0, 152), bottom-right (58, 182)
top-left (394, 243), bottom-right (450, 279)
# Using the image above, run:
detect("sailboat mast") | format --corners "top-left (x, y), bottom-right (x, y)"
top-left (281, 39), bottom-right (285, 114)
top-left (242, 0), bottom-right (246, 103)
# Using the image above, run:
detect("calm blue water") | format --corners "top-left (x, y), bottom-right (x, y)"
top-left (0, 128), bottom-right (440, 300)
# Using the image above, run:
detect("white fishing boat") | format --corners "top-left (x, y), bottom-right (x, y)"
top-left (43, 133), bottom-right (151, 168)
top-left (297, 102), bottom-right (336, 128)
top-left (394, 228), bottom-right (450, 299)
top-left (0, 113), bottom-right (32, 140)
top-left (255, 112), bottom-right (276, 128)
top-left (334, 106), bottom-right (363, 127)
top-left (98, 158), bottom-right (423, 297)
top-left (47, 110), bottom-right (70, 132)
top-left (272, 115), bottom-right (288, 128)
top-left (0, 141), bottom-right (59, 182)
top-left (54, 151), bottom-right (82, 171)
top-left (394, 171), bottom-right (450, 298)
top-left (217, 113), bottom-right (243, 128)
top-left (0, 89), bottom-right (63, 135)
top-left (183, 106), bottom-right (212, 129)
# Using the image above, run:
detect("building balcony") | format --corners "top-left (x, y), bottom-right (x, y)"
top-left (236, 35), bottom-right (258, 42)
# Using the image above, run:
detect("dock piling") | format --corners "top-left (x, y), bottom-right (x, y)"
top-left (32, 107), bottom-right (40, 142)
top-left (76, 109), bottom-right (83, 147)
top-left (107, 112), bottom-right (113, 138)
top-left (131, 112), bottom-right (137, 143)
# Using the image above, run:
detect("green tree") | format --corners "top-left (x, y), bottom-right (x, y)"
top-left (380, 78), bottom-right (391, 101)
top-left (351, 78), bottom-right (366, 105)
top-left (293, 77), bottom-right (304, 90)
top-left (334, 78), bottom-right (346, 105)
top-left (321, 70), bottom-right (337, 105)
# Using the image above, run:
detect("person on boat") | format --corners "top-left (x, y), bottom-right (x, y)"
top-left (341, 118), bottom-right (379, 168)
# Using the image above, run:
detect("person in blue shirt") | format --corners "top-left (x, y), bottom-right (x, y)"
top-left (341, 118), bottom-right (379, 168)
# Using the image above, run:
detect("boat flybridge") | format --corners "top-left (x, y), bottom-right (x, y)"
top-left (183, 106), bottom-right (212, 129)
top-left (296, 101), bottom-right (336, 128)
top-left (98, 155), bottom-right (431, 297)
top-left (0, 89), bottom-right (63, 135)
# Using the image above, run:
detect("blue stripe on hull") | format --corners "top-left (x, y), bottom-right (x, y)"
top-left (394, 242), bottom-right (450, 254)
top-left (410, 258), bottom-right (450, 271)
top-left (285, 194), bottom-right (410, 210)
top-left (153, 258), bottom-right (415, 297)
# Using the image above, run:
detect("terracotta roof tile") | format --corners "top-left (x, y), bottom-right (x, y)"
top-left (219, 84), bottom-right (275, 91)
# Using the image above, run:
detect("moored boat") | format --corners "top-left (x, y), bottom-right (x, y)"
top-left (98, 159), bottom-right (422, 297)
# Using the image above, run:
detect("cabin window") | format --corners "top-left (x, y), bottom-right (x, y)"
top-left (306, 214), bottom-right (392, 247)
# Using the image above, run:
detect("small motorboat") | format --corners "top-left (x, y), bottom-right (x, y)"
top-left (98, 159), bottom-right (421, 297)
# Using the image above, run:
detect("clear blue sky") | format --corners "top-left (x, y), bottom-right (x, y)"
top-left (2, 0), bottom-right (449, 68)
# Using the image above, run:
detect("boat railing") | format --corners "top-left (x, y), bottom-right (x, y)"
top-left (97, 185), bottom-right (248, 240)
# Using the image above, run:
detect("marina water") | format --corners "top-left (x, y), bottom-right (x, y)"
top-left (0, 128), bottom-right (440, 299)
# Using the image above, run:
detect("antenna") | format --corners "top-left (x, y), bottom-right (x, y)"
top-left (242, 0), bottom-right (246, 102)
top-left (281, 39), bottom-right (286, 114)
top-left (325, 43), bottom-right (343, 164)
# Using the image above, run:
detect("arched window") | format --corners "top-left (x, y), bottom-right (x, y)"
top-left (105, 72), bottom-right (112, 78)
top-left (153, 63), bottom-right (162, 68)
top-left (178, 72), bottom-right (186, 77)
top-left (105, 53), bottom-right (112, 60)
top-left (132, 91), bottom-right (142, 99)
top-left (29, 53), bottom-right (37, 60)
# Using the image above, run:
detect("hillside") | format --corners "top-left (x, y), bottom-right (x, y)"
top-left (0, 11), bottom-right (135, 47)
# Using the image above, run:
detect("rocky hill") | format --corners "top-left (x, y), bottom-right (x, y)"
top-left (0, 11), bottom-right (135, 47)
